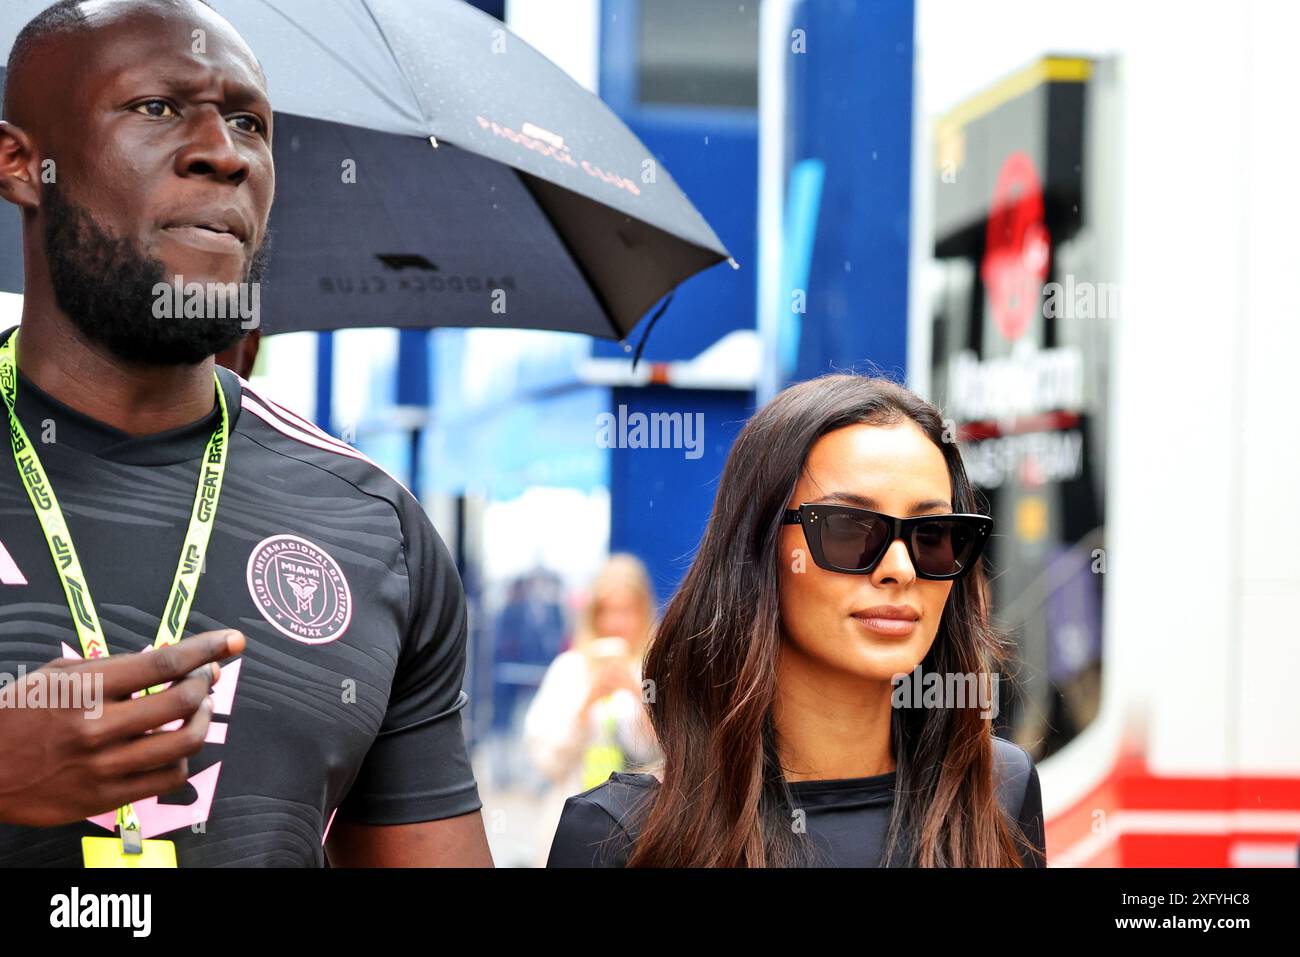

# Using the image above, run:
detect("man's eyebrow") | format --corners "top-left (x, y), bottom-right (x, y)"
top-left (111, 66), bottom-right (269, 108)
top-left (818, 491), bottom-right (953, 514)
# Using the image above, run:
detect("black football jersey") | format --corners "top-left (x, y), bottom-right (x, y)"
top-left (0, 325), bottom-right (480, 866)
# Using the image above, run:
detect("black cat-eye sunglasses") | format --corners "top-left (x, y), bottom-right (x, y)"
top-left (782, 503), bottom-right (993, 580)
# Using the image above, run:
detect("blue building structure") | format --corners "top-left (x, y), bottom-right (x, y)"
top-left (595, 0), bottom-right (915, 601)
top-left (318, 1), bottom-right (918, 738)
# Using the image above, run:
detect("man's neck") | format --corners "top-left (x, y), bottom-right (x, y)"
top-left (12, 318), bottom-right (217, 437)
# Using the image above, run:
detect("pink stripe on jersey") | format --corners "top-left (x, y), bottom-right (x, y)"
top-left (236, 378), bottom-right (421, 501)
top-left (242, 397), bottom-right (369, 463)
top-left (263, 393), bottom-right (345, 444)
top-left (233, 374), bottom-right (356, 454)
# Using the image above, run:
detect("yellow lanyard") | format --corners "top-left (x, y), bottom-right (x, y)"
top-left (0, 331), bottom-right (229, 853)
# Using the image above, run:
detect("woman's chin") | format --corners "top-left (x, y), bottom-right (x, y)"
top-left (841, 632), bottom-right (932, 682)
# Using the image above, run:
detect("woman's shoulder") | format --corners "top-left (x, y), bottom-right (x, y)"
top-left (568, 771), bottom-right (659, 825)
top-left (545, 772), bottom-right (659, 868)
top-left (991, 736), bottom-right (1046, 866)
top-left (990, 736), bottom-right (1036, 808)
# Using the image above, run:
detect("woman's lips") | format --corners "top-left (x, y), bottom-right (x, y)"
top-left (852, 616), bottom-right (918, 637)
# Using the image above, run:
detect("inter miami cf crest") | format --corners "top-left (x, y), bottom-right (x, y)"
top-left (246, 534), bottom-right (352, 644)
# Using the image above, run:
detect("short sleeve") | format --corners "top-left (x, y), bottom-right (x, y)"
top-left (336, 498), bottom-right (481, 824)
top-left (547, 795), bottom-right (634, 868)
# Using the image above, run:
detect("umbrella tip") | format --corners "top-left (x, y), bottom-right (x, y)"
top-left (727, 257), bottom-right (740, 270)
top-left (429, 135), bottom-right (439, 149)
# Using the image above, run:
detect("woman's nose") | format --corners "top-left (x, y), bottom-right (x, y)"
top-left (871, 537), bottom-right (916, 585)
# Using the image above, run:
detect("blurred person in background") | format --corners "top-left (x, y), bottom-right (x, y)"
top-left (547, 374), bottom-right (1044, 868)
top-left (523, 553), bottom-right (660, 866)
top-left (486, 570), bottom-right (566, 790)
top-left (493, 570), bottom-right (566, 738)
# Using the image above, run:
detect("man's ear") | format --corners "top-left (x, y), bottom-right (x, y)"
top-left (0, 121), bottom-right (42, 210)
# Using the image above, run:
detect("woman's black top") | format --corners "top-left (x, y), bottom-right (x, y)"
top-left (546, 736), bottom-right (1046, 867)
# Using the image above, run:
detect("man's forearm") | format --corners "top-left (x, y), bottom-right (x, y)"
top-left (324, 812), bottom-right (494, 867)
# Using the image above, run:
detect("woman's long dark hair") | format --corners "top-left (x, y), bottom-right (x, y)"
top-left (626, 373), bottom-right (1031, 867)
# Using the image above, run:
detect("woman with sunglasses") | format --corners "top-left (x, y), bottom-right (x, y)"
top-left (546, 373), bottom-right (1045, 867)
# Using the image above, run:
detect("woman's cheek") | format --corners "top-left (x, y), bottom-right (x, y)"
top-left (914, 581), bottom-right (954, 654)
top-left (780, 558), bottom-right (846, 657)
top-left (925, 581), bottom-right (954, 632)
top-left (778, 549), bottom-right (819, 647)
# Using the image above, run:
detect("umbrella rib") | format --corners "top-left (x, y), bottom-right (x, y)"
top-left (257, 0), bottom-right (426, 128)
top-left (358, 0), bottom-right (434, 133)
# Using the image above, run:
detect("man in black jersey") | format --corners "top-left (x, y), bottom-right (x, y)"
top-left (0, 0), bottom-right (492, 866)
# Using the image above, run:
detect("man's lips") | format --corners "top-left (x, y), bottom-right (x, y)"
top-left (161, 223), bottom-right (246, 253)
top-left (161, 210), bottom-right (252, 243)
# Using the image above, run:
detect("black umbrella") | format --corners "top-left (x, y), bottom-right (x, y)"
top-left (0, 0), bottom-right (731, 344)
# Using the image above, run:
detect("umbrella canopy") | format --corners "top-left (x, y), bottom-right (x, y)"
top-left (0, 0), bottom-right (730, 339)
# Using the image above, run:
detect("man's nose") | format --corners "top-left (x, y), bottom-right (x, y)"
top-left (174, 107), bottom-right (250, 185)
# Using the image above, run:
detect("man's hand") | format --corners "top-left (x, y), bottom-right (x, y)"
top-left (0, 630), bottom-right (246, 827)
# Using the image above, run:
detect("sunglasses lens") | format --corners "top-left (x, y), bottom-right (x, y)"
top-left (819, 511), bottom-right (890, 570)
top-left (911, 520), bottom-right (979, 577)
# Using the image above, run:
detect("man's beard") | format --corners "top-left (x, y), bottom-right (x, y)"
top-left (41, 180), bottom-right (272, 366)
